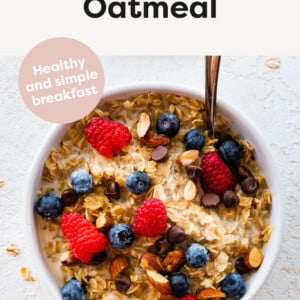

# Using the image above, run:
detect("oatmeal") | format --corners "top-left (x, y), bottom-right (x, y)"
top-left (35, 92), bottom-right (272, 299)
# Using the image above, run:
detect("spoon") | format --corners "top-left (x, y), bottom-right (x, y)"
top-left (205, 56), bottom-right (221, 137)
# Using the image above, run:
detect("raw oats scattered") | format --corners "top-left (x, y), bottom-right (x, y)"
top-left (265, 57), bottom-right (281, 69)
top-left (20, 267), bottom-right (36, 281)
top-left (6, 243), bottom-right (20, 256)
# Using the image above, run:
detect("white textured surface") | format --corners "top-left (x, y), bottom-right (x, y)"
top-left (0, 56), bottom-right (299, 300)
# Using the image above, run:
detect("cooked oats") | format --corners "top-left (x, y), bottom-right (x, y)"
top-left (35, 92), bottom-right (272, 299)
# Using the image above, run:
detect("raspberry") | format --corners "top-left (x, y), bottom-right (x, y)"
top-left (85, 117), bottom-right (132, 158)
top-left (132, 198), bottom-right (167, 237)
top-left (179, 294), bottom-right (197, 300)
top-left (200, 152), bottom-right (234, 196)
top-left (61, 212), bottom-right (108, 263)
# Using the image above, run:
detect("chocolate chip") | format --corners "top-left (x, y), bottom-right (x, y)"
top-left (89, 251), bottom-right (107, 265)
top-left (155, 237), bottom-right (172, 255)
top-left (167, 225), bottom-right (186, 244)
top-left (222, 190), bottom-right (240, 208)
top-left (115, 275), bottom-right (131, 292)
top-left (185, 165), bottom-right (202, 183)
top-left (104, 181), bottom-right (121, 200)
top-left (61, 188), bottom-right (78, 206)
top-left (241, 177), bottom-right (259, 194)
top-left (235, 256), bottom-right (251, 274)
top-left (201, 193), bottom-right (220, 207)
top-left (151, 145), bottom-right (168, 162)
top-left (237, 165), bottom-right (253, 181)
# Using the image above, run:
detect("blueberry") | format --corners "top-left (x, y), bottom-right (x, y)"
top-left (221, 272), bottom-right (246, 299)
top-left (61, 278), bottom-right (86, 300)
top-left (183, 129), bottom-right (206, 150)
top-left (70, 169), bottom-right (93, 194)
top-left (186, 243), bottom-right (210, 268)
top-left (34, 193), bottom-right (64, 219)
top-left (168, 272), bottom-right (190, 297)
top-left (126, 171), bottom-right (150, 194)
top-left (218, 139), bottom-right (242, 165)
top-left (156, 113), bottom-right (180, 137)
top-left (108, 223), bottom-right (135, 249)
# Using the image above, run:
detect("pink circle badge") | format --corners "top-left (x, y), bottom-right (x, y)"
top-left (19, 37), bottom-right (104, 123)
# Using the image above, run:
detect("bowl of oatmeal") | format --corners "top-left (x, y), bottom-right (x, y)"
top-left (24, 83), bottom-right (283, 300)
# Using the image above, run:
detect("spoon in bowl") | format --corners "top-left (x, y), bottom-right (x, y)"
top-left (205, 56), bottom-right (221, 137)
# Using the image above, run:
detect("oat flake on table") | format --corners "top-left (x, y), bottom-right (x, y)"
top-left (20, 267), bottom-right (36, 281)
top-left (6, 243), bottom-right (20, 256)
top-left (265, 57), bottom-right (281, 69)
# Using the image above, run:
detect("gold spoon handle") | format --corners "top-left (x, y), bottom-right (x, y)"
top-left (205, 56), bottom-right (221, 137)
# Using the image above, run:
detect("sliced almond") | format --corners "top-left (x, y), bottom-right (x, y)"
top-left (184, 180), bottom-right (198, 201)
top-left (244, 246), bottom-right (263, 269)
top-left (140, 252), bottom-right (164, 272)
top-left (162, 250), bottom-right (184, 272)
top-left (176, 150), bottom-right (199, 166)
top-left (96, 213), bottom-right (113, 233)
top-left (137, 112), bottom-right (151, 138)
top-left (110, 255), bottom-right (128, 279)
top-left (197, 288), bottom-right (226, 299)
top-left (146, 269), bottom-right (172, 295)
top-left (140, 131), bottom-right (170, 147)
top-left (61, 251), bottom-right (79, 266)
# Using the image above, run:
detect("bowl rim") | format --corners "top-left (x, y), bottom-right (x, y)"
top-left (24, 81), bottom-right (283, 300)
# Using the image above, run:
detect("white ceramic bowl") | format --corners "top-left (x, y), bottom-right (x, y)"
top-left (24, 82), bottom-right (283, 300)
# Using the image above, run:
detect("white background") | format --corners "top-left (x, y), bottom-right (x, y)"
top-left (0, 1), bottom-right (300, 55)
top-left (0, 56), bottom-right (299, 299)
